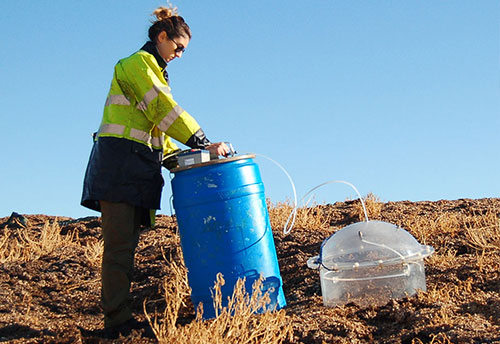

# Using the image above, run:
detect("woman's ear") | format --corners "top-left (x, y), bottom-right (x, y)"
top-left (157, 31), bottom-right (167, 44)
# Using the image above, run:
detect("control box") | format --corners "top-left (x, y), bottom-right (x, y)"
top-left (177, 149), bottom-right (210, 167)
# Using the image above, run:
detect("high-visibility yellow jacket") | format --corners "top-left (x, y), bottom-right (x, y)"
top-left (81, 42), bottom-right (209, 225)
top-left (97, 41), bottom-right (209, 155)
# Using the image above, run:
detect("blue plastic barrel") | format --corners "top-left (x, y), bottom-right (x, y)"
top-left (171, 154), bottom-right (286, 319)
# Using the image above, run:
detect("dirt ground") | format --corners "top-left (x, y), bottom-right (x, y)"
top-left (0, 198), bottom-right (499, 343)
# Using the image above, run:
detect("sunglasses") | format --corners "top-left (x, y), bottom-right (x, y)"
top-left (170, 38), bottom-right (186, 54)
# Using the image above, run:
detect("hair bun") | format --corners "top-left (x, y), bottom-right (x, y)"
top-left (152, 6), bottom-right (179, 21)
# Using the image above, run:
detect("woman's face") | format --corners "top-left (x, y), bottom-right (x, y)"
top-left (156, 31), bottom-right (190, 63)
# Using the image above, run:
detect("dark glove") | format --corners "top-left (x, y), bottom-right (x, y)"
top-left (162, 149), bottom-right (182, 171)
top-left (185, 128), bottom-right (211, 149)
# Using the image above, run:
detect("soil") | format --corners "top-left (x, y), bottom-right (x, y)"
top-left (0, 198), bottom-right (499, 343)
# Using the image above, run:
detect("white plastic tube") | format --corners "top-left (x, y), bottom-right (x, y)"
top-left (284, 180), bottom-right (369, 235)
top-left (254, 153), bottom-right (298, 235)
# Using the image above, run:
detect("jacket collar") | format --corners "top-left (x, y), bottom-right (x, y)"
top-left (140, 41), bottom-right (169, 82)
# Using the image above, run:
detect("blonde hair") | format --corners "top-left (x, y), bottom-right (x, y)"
top-left (148, 4), bottom-right (191, 42)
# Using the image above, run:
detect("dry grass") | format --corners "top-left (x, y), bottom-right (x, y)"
top-left (267, 193), bottom-right (383, 233)
top-left (464, 212), bottom-right (500, 254)
top-left (425, 247), bottom-right (458, 270)
top-left (0, 220), bottom-right (76, 263)
top-left (145, 252), bottom-right (293, 344)
top-left (267, 198), bottom-right (334, 232)
top-left (402, 209), bottom-right (499, 255)
top-left (401, 213), bottom-right (462, 246)
top-left (398, 206), bottom-right (500, 277)
top-left (412, 333), bottom-right (453, 344)
top-left (0, 220), bottom-right (104, 268)
top-left (84, 239), bottom-right (104, 267)
top-left (354, 192), bottom-right (383, 221)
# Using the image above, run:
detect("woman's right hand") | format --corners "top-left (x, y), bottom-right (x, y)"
top-left (206, 142), bottom-right (230, 157)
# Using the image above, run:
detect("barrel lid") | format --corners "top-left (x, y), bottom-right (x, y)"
top-left (171, 154), bottom-right (256, 172)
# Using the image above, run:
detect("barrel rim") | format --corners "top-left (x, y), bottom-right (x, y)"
top-left (171, 154), bottom-right (256, 172)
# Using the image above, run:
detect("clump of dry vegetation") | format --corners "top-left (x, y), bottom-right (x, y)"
top-left (354, 192), bottom-right (383, 221)
top-left (145, 256), bottom-right (293, 344)
top-left (267, 198), bottom-right (335, 232)
top-left (0, 219), bottom-right (102, 267)
top-left (267, 192), bottom-right (385, 234)
top-left (0, 220), bottom-right (73, 263)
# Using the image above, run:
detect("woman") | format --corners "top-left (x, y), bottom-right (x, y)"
top-left (81, 6), bottom-right (228, 338)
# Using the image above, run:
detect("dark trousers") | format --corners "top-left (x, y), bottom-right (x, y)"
top-left (100, 201), bottom-right (141, 328)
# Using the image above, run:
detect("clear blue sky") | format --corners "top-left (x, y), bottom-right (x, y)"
top-left (1, 1), bottom-right (499, 218)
